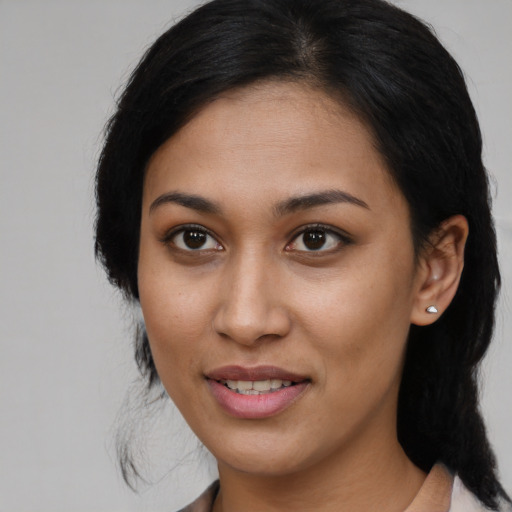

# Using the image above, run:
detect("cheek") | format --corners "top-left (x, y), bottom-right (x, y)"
top-left (293, 254), bottom-right (415, 378)
top-left (138, 266), bottom-right (215, 383)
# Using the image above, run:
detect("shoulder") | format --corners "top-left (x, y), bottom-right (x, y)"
top-left (176, 474), bottom-right (512, 512)
top-left (176, 480), bottom-right (219, 512)
top-left (450, 475), bottom-right (512, 512)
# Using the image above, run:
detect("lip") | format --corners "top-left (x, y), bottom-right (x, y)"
top-left (205, 365), bottom-right (308, 382)
top-left (205, 365), bottom-right (310, 419)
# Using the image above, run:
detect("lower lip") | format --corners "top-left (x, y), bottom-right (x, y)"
top-left (206, 380), bottom-right (309, 419)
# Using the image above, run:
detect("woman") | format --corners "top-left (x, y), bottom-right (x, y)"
top-left (95, 0), bottom-right (511, 510)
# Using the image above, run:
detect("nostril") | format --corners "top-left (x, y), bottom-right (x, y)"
top-left (212, 270), bottom-right (292, 344)
top-left (212, 307), bottom-right (291, 346)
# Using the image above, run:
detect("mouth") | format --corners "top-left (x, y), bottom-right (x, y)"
top-left (205, 365), bottom-right (310, 419)
top-left (218, 378), bottom-right (296, 395)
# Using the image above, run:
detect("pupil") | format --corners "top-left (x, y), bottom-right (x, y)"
top-left (303, 230), bottom-right (326, 250)
top-left (184, 230), bottom-right (206, 249)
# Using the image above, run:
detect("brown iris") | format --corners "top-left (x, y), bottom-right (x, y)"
top-left (183, 230), bottom-right (207, 249)
top-left (302, 229), bottom-right (326, 250)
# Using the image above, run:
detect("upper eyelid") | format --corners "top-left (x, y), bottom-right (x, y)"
top-left (159, 222), bottom-right (352, 247)
top-left (287, 223), bottom-right (353, 243)
top-left (160, 223), bottom-right (219, 243)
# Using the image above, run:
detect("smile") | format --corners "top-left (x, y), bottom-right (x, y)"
top-left (220, 379), bottom-right (294, 395)
top-left (205, 366), bottom-right (310, 419)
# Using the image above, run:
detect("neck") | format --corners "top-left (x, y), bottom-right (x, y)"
top-left (213, 431), bottom-right (425, 512)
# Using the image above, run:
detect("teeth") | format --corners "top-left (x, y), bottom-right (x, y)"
top-left (221, 379), bottom-right (295, 394)
top-left (270, 379), bottom-right (282, 390)
top-left (253, 380), bottom-right (271, 392)
top-left (236, 380), bottom-right (253, 391)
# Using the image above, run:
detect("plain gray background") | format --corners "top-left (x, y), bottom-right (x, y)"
top-left (1, 0), bottom-right (511, 510)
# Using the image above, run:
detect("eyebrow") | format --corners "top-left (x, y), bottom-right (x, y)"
top-left (274, 189), bottom-right (369, 216)
top-left (149, 191), bottom-right (222, 215)
top-left (148, 188), bottom-right (369, 216)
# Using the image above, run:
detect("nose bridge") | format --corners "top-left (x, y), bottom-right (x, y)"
top-left (213, 248), bottom-right (289, 344)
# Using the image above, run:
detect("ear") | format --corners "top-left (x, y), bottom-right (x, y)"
top-left (410, 215), bottom-right (468, 326)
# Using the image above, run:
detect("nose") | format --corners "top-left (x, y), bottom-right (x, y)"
top-left (212, 253), bottom-right (291, 346)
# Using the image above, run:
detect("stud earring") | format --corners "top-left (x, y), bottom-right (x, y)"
top-left (426, 305), bottom-right (438, 314)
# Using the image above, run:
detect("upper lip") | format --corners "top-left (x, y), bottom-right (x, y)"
top-left (205, 365), bottom-right (309, 382)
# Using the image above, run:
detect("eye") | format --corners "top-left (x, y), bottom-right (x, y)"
top-left (286, 226), bottom-right (349, 253)
top-left (166, 226), bottom-right (223, 251)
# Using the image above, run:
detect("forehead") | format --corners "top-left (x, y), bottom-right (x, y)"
top-left (143, 81), bottom-right (405, 219)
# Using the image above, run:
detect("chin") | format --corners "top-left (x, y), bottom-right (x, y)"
top-left (211, 434), bottom-right (321, 477)
top-left (221, 454), bottom-right (306, 477)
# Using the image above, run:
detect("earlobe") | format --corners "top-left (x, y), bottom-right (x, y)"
top-left (410, 215), bottom-right (469, 326)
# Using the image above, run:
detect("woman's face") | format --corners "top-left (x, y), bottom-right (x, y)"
top-left (138, 82), bottom-right (426, 477)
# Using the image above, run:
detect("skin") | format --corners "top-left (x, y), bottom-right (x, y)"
top-left (138, 81), bottom-right (468, 512)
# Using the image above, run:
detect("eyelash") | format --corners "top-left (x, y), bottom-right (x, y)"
top-left (161, 223), bottom-right (352, 254)
top-left (286, 223), bottom-right (353, 253)
top-left (161, 224), bottom-right (223, 252)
